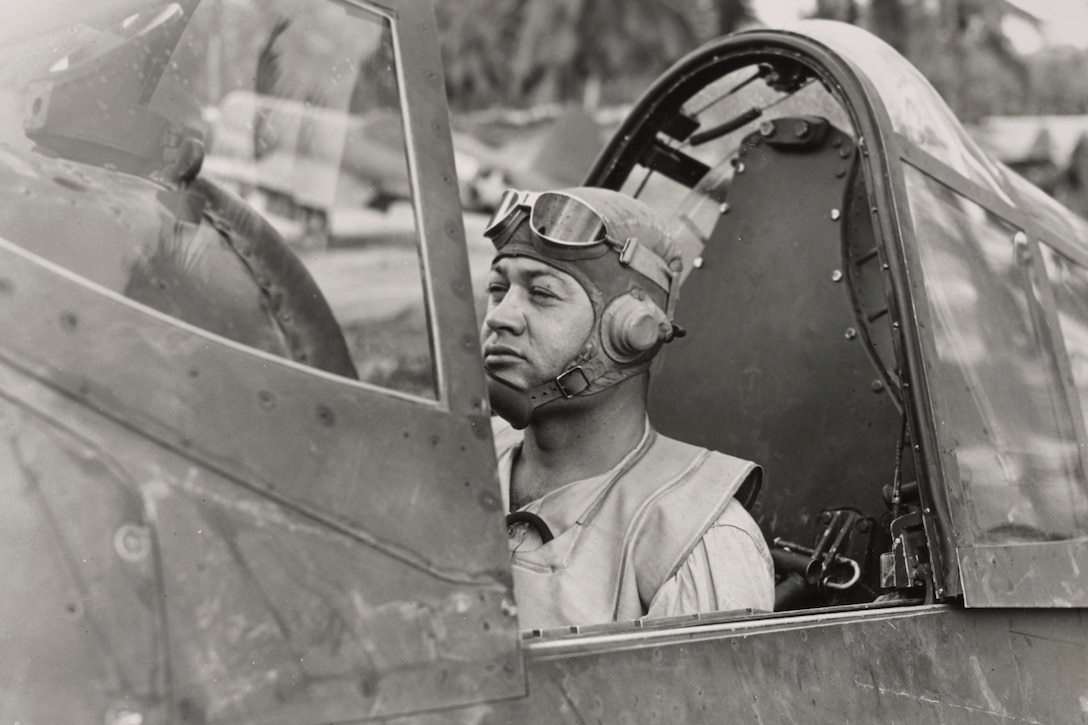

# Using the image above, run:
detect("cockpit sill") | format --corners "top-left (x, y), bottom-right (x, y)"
top-left (522, 598), bottom-right (935, 653)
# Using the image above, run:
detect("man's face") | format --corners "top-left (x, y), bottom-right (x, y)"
top-left (481, 256), bottom-right (594, 390)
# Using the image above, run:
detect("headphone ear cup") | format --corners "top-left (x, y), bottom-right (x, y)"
top-left (601, 292), bottom-right (670, 364)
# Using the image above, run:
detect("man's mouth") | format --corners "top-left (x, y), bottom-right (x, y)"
top-left (483, 344), bottom-right (524, 362)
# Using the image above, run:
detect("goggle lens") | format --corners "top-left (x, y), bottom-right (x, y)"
top-left (483, 189), bottom-right (528, 239)
top-left (530, 192), bottom-right (606, 247)
top-left (484, 189), bottom-right (609, 254)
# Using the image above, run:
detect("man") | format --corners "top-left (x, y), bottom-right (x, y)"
top-left (480, 186), bottom-right (774, 630)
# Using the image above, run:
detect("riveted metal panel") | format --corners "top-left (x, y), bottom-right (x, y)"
top-left (387, 606), bottom-right (1087, 724)
top-left (0, 3), bottom-right (524, 719)
top-left (0, 234), bottom-right (521, 721)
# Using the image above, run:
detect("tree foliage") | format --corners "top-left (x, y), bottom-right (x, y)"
top-left (436, 0), bottom-right (753, 110)
top-left (807, 0), bottom-right (1045, 122)
top-left (436, 0), bottom-right (1085, 118)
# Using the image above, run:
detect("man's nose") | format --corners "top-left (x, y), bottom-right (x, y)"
top-left (484, 289), bottom-right (526, 335)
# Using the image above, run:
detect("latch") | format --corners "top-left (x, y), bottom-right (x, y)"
top-left (880, 509), bottom-right (931, 591)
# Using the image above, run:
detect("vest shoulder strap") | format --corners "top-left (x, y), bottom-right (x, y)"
top-left (621, 440), bottom-right (760, 613)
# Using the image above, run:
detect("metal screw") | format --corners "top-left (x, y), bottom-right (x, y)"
top-left (693, 256), bottom-right (705, 269)
top-left (844, 327), bottom-right (857, 340)
top-left (830, 208), bottom-right (841, 221)
top-left (114, 524), bottom-right (151, 563)
top-left (831, 269), bottom-right (843, 282)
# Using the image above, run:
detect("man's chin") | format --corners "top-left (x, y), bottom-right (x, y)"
top-left (483, 361), bottom-right (527, 389)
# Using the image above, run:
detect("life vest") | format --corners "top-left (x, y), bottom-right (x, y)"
top-left (497, 425), bottom-right (761, 629)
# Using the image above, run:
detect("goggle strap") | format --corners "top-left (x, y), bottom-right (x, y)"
top-left (617, 238), bottom-right (673, 302)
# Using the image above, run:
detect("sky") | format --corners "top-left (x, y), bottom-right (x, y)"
top-left (752, 0), bottom-right (1088, 51)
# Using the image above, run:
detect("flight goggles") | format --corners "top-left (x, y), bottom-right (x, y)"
top-left (483, 189), bottom-right (675, 301)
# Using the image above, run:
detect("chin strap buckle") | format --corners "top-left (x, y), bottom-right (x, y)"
top-left (555, 366), bottom-right (591, 397)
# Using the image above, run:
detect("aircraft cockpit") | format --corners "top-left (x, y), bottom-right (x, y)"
top-left (586, 20), bottom-right (1088, 617)
top-left (3, 2), bottom-right (1088, 721)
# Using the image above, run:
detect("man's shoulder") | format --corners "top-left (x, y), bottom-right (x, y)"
top-left (649, 431), bottom-right (757, 475)
top-left (651, 431), bottom-right (762, 510)
top-left (713, 498), bottom-right (766, 540)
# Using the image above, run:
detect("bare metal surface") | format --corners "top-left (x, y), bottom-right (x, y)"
top-left (388, 606), bottom-right (1087, 724)
top-left (0, 4), bottom-right (525, 719)
top-left (0, 312), bottom-right (521, 722)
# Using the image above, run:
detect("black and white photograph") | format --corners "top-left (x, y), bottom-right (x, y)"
top-left (2, 0), bottom-right (1087, 722)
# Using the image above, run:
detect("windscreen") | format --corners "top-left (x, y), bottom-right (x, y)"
top-left (0, 0), bottom-right (438, 399)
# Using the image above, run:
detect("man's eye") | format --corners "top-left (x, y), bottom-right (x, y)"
top-left (531, 286), bottom-right (557, 300)
top-left (487, 283), bottom-right (508, 299)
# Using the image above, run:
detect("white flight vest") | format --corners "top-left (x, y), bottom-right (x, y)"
top-left (498, 427), bottom-right (760, 629)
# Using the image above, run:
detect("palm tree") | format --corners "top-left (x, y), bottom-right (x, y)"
top-left (438, 0), bottom-right (757, 110)
top-left (808, 0), bottom-right (1029, 121)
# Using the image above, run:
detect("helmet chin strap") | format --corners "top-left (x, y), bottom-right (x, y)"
top-left (486, 350), bottom-right (652, 429)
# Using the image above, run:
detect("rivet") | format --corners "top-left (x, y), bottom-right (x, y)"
top-left (257, 390), bottom-right (276, 410)
top-left (844, 327), bottom-right (857, 340)
top-left (832, 137), bottom-right (843, 148)
top-left (794, 120), bottom-right (810, 138)
top-left (64, 599), bottom-right (85, 621)
top-left (693, 257), bottom-right (705, 269)
top-left (719, 202), bottom-right (730, 214)
top-left (924, 507), bottom-right (932, 514)
top-left (892, 321), bottom-right (900, 329)
top-left (316, 404), bottom-right (335, 426)
top-left (831, 269), bottom-right (843, 282)
top-left (839, 147), bottom-right (850, 158)
top-left (114, 524), bottom-right (151, 562)
top-left (735, 162), bottom-right (746, 174)
top-left (758, 121), bottom-right (775, 137)
top-left (830, 208), bottom-right (841, 221)
top-left (871, 380), bottom-right (885, 393)
top-left (835, 166), bottom-right (846, 178)
top-left (882, 263), bottom-right (890, 270)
